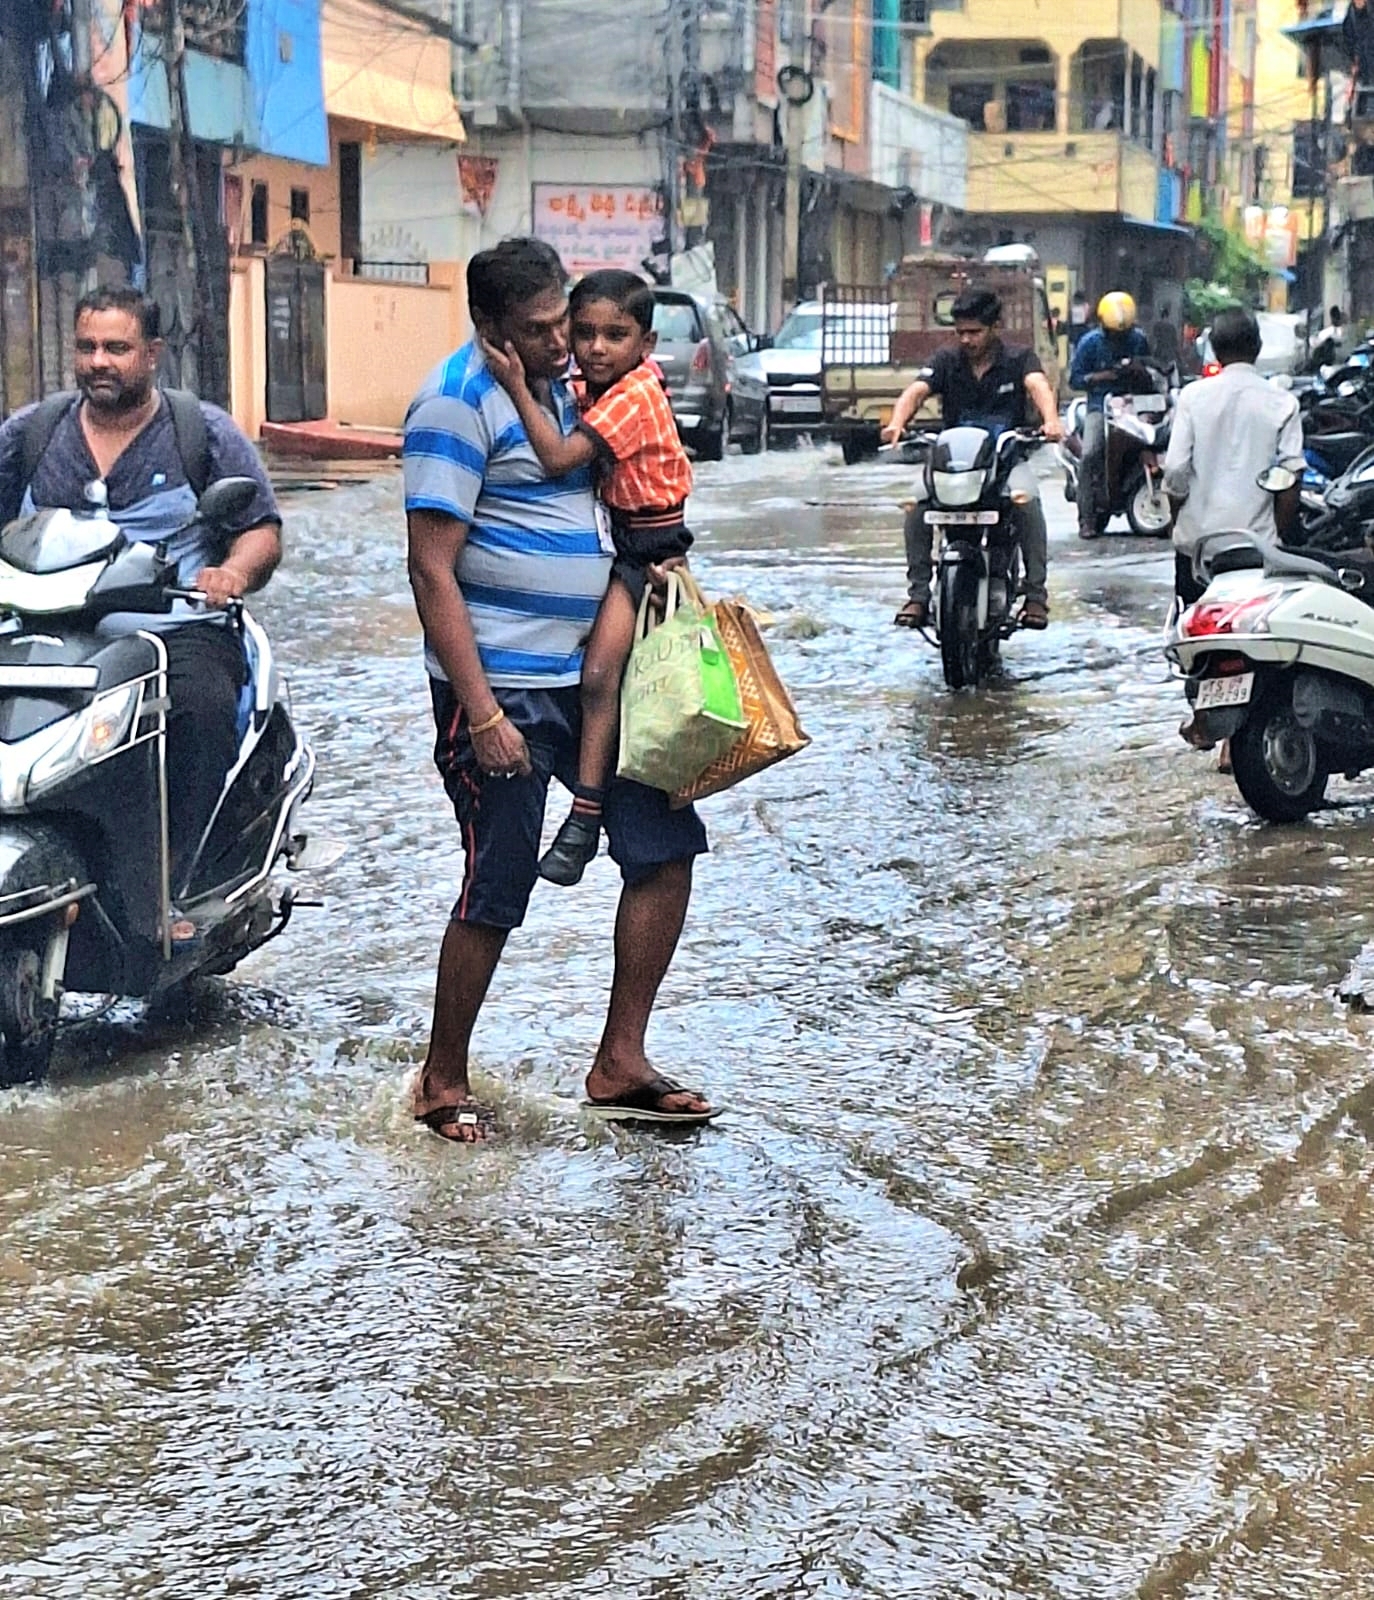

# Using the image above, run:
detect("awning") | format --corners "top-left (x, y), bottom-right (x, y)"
top-left (323, 56), bottom-right (465, 142)
top-left (1122, 215), bottom-right (1192, 235)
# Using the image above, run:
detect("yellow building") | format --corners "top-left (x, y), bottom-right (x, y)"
top-left (1250, 0), bottom-right (1323, 306)
top-left (913, 0), bottom-right (1191, 318)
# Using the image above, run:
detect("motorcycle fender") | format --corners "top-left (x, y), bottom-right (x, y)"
top-left (1290, 670), bottom-right (1374, 749)
top-left (0, 823), bottom-right (89, 929)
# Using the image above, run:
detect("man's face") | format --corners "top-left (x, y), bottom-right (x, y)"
top-left (497, 286), bottom-right (570, 381)
top-left (954, 319), bottom-right (996, 362)
top-left (74, 308), bottom-right (161, 414)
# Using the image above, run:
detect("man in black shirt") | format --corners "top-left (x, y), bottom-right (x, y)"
top-left (883, 288), bottom-right (1063, 628)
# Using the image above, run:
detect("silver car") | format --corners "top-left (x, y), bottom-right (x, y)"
top-left (734, 300), bottom-right (892, 443)
top-left (650, 289), bottom-right (769, 459)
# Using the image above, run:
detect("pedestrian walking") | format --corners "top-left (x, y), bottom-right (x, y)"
top-left (402, 238), bottom-right (715, 1141)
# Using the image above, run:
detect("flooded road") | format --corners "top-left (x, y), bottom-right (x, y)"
top-left (5, 447), bottom-right (1374, 1598)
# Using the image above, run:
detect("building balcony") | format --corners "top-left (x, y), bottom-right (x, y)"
top-left (964, 130), bottom-right (1160, 218)
top-left (870, 83), bottom-right (967, 209)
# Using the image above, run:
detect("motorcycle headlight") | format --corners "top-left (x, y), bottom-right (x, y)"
top-left (931, 469), bottom-right (985, 506)
top-left (27, 684), bottom-right (140, 799)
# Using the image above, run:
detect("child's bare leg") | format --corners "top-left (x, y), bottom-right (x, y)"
top-left (539, 577), bottom-right (637, 887)
top-left (575, 578), bottom-right (637, 793)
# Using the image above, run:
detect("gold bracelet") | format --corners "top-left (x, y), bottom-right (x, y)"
top-left (469, 706), bottom-right (505, 735)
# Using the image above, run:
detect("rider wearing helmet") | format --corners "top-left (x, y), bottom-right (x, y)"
top-left (1068, 291), bottom-right (1151, 540)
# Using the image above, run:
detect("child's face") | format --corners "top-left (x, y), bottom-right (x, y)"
top-left (571, 298), bottom-right (652, 390)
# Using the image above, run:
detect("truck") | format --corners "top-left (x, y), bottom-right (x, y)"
top-left (820, 249), bottom-right (1065, 464)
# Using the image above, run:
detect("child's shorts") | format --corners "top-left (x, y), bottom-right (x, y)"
top-left (610, 504), bottom-right (694, 607)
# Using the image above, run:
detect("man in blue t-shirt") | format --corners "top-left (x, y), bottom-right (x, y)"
top-left (403, 237), bottom-right (714, 1143)
top-left (0, 288), bottom-right (281, 899)
top-left (1069, 291), bottom-right (1151, 539)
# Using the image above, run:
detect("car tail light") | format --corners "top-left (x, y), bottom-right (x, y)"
top-left (1180, 590), bottom-right (1280, 637)
top-left (690, 339), bottom-right (711, 375)
top-left (1202, 361), bottom-right (1222, 377)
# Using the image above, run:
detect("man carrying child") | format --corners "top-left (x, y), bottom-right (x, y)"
top-left (403, 239), bottom-right (715, 1142)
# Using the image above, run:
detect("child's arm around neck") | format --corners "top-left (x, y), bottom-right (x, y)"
top-left (481, 336), bottom-right (596, 478)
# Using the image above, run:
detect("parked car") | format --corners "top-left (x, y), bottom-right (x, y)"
top-left (1197, 311), bottom-right (1305, 378)
top-left (734, 300), bottom-right (895, 444)
top-left (650, 288), bottom-right (770, 459)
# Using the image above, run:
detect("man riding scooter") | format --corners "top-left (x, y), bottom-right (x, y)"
top-left (883, 288), bottom-right (1063, 630)
top-left (1069, 291), bottom-right (1151, 540)
top-left (0, 288), bottom-right (283, 940)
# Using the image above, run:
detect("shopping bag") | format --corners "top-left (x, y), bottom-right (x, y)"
top-left (617, 571), bottom-right (747, 794)
top-left (672, 596), bottom-right (811, 807)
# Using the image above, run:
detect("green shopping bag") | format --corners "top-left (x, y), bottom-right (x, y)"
top-left (617, 571), bottom-right (747, 794)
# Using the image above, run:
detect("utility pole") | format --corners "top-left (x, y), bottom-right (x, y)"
top-left (780, 0), bottom-right (808, 309)
top-left (68, 0), bottom-right (97, 297)
top-left (160, 0), bottom-right (226, 399)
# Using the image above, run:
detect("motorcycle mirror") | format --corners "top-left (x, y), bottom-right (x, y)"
top-left (197, 476), bottom-right (258, 527)
top-left (1256, 465), bottom-right (1299, 493)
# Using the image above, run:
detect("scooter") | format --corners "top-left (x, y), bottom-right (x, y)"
top-left (1166, 463), bottom-right (1374, 822)
top-left (895, 425), bottom-right (1046, 690)
top-left (1058, 358), bottom-right (1175, 536)
top-left (0, 476), bottom-right (334, 1084)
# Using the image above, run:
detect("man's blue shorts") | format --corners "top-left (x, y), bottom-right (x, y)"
top-left (429, 680), bottom-right (709, 929)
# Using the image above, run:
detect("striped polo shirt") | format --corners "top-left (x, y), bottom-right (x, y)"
top-left (403, 342), bottom-right (610, 688)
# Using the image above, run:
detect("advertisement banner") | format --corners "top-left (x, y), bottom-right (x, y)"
top-left (531, 184), bottom-right (663, 277)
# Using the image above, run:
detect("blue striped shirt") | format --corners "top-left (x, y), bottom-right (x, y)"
top-left (403, 342), bottom-right (610, 688)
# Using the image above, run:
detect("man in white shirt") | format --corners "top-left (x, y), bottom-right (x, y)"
top-left (1165, 306), bottom-right (1305, 769)
top-left (1165, 305), bottom-right (1304, 609)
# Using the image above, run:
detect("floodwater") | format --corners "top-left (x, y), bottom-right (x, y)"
top-left (5, 448), bottom-right (1374, 1598)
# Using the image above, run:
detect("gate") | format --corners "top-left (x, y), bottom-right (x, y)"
top-left (265, 227), bottom-right (327, 423)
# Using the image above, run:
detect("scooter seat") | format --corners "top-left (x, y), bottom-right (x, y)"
top-left (1306, 431), bottom-right (1370, 473)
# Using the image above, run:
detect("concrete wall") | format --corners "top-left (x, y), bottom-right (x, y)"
top-left (229, 257), bottom-right (269, 441)
top-left (228, 147), bottom-right (344, 262)
top-left (327, 269), bottom-right (469, 427)
top-left (454, 128), bottom-right (661, 256)
top-left (963, 131), bottom-right (1160, 217)
top-left (360, 144), bottom-right (466, 264)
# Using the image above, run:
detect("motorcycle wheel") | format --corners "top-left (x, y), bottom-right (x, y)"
top-left (938, 564), bottom-right (981, 690)
top-left (0, 939), bottom-right (56, 1087)
top-left (1126, 472), bottom-right (1172, 537)
top-left (1231, 683), bottom-right (1328, 823)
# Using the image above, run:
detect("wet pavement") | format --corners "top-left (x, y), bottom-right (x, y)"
top-left (6, 447), bottom-right (1374, 1597)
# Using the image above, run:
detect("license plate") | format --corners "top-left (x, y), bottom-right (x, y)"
top-left (1195, 671), bottom-right (1254, 709)
top-left (772, 394), bottom-right (819, 414)
top-left (926, 510), bottom-right (999, 525)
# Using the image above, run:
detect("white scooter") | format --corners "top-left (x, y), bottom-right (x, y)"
top-left (1165, 464), bottom-right (1374, 821)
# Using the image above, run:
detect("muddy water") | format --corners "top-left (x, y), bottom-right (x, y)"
top-left (4, 449), bottom-right (1374, 1597)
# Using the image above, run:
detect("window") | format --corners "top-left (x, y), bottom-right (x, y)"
top-left (339, 142), bottom-right (361, 263)
top-left (651, 300), bottom-right (702, 342)
top-left (948, 80), bottom-right (995, 129)
top-left (250, 181), bottom-right (268, 245)
top-left (182, 0), bottom-right (247, 64)
top-left (290, 188), bottom-right (310, 224)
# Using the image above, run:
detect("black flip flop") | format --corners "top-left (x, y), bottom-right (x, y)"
top-left (583, 1073), bottom-right (721, 1125)
top-left (415, 1100), bottom-right (497, 1141)
top-left (893, 601), bottom-right (927, 629)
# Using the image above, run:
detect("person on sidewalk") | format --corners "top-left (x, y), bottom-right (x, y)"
top-left (1165, 306), bottom-right (1304, 770)
top-left (403, 237), bottom-right (715, 1143)
top-left (881, 288), bottom-right (1063, 631)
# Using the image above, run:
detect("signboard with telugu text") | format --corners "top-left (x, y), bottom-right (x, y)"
top-left (531, 184), bottom-right (664, 278)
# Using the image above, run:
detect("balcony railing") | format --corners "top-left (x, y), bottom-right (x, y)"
top-left (963, 130), bottom-right (1159, 217)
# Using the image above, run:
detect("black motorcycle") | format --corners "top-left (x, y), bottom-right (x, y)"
top-left (902, 425), bottom-right (1046, 689)
top-left (0, 477), bottom-right (334, 1083)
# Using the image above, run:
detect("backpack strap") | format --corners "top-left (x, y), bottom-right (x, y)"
top-left (19, 386), bottom-right (211, 500)
top-left (18, 391), bottom-right (81, 497)
top-left (162, 388), bottom-right (211, 500)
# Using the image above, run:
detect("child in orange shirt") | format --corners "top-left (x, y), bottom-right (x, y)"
top-left (483, 269), bottom-right (694, 885)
